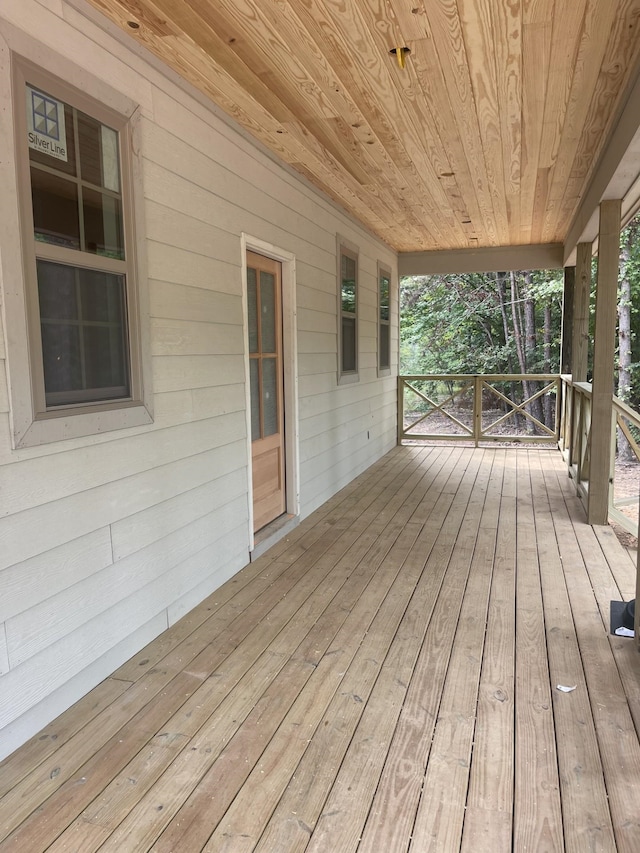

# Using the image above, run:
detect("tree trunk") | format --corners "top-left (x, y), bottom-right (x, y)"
top-left (514, 272), bottom-right (542, 433)
top-left (497, 271), bottom-right (520, 423)
top-left (543, 301), bottom-right (554, 428)
top-left (617, 231), bottom-right (634, 461)
top-left (524, 273), bottom-right (544, 431)
top-left (510, 271), bottom-right (531, 431)
top-left (510, 271), bottom-right (526, 373)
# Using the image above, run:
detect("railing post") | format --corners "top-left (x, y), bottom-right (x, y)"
top-left (569, 386), bottom-right (575, 466)
top-left (569, 385), bottom-right (582, 472)
top-left (571, 385), bottom-right (586, 490)
top-left (574, 386), bottom-right (585, 477)
top-left (473, 376), bottom-right (481, 447)
top-left (555, 376), bottom-right (562, 446)
top-left (578, 391), bottom-right (590, 485)
top-left (397, 377), bottom-right (404, 445)
top-left (608, 408), bottom-right (617, 521)
top-left (563, 380), bottom-right (571, 453)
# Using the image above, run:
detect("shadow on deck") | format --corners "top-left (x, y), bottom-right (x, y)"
top-left (1, 445), bottom-right (639, 852)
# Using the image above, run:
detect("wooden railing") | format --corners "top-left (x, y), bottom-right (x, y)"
top-left (560, 376), bottom-right (640, 537)
top-left (398, 374), bottom-right (561, 446)
top-left (558, 377), bottom-right (591, 500)
top-left (399, 373), bottom-right (640, 538)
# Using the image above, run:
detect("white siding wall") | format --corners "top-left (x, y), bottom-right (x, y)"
top-left (0, 0), bottom-right (398, 760)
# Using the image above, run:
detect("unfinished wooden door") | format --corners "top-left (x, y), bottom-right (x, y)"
top-left (247, 251), bottom-right (286, 532)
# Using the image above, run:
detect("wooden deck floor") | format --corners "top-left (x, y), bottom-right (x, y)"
top-left (1, 445), bottom-right (640, 852)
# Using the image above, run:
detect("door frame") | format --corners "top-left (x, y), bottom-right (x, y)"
top-left (241, 234), bottom-right (299, 551)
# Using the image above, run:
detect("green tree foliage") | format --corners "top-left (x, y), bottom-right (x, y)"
top-left (400, 215), bottom-right (640, 448)
top-left (400, 269), bottom-right (564, 376)
top-left (616, 217), bottom-right (640, 411)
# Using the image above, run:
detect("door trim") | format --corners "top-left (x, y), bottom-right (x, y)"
top-left (241, 234), bottom-right (299, 552)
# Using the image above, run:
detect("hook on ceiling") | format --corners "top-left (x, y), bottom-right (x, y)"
top-left (390, 46), bottom-right (411, 69)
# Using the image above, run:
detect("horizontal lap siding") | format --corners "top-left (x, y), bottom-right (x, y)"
top-left (0, 0), bottom-right (397, 759)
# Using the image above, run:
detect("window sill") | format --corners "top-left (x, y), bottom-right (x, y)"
top-left (14, 402), bottom-right (153, 448)
top-left (337, 372), bottom-right (360, 386)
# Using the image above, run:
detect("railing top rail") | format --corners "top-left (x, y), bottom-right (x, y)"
top-left (400, 374), bottom-right (475, 383)
top-left (400, 373), bottom-right (561, 382)
top-left (612, 394), bottom-right (640, 427)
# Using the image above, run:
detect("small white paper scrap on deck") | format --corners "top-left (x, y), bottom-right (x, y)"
top-left (556, 684), bottom-right (577, 693)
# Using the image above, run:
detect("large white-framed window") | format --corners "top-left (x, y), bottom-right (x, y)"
top-left (337, 238), bottom-right (359, 384)
top-left (6, 56), bottom-right (151, 447)
top-left (378, 262), bottom-right (391, 375)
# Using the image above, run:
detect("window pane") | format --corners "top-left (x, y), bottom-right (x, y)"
top-left (260, 271), bottom-right (276, 353)
top-left (341, 253), bottom-right (356, 314)
top-left (262, 357), bottom-right (278, 436)
top-left (250, 358), bottom-right (260, 440)
top-left (37, 260), bottom-right (130, 405)
top-left (83, 325), bottom-right (128, 393)
top-left (247, 268), bottom-right (258, 353)
top-left (380, 323), bottom-right (390, 370)
top-left (100, 126), bottom-right (120, 193)
top-left (379, 273), bottom-right (390, 321)
top-left (342, 316), bottom-right (357, 373)
top-left (79, 268), bottom-right (127, 323)
top-left (31, 167), bottom-right (80, 249)
top-left (83, 187), bottom-right (124, 259)
top-left (40, 322), bottom-right (82, 394)
top-left (77, 110), bottom-right (102, 187)
top-left (37, 260), bottom-right (78, 320)
top-left (78, 112), bottom-right (120, 191)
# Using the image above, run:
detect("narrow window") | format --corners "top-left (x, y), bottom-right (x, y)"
top-left (378, 263), bottom-right (391, 373)
top-left (339, 243), bottom-right (358, 380)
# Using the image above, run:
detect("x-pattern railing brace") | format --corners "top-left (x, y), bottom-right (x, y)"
top-left (403, 380), bottom-right (474, 435)
top-left (481, 380), bottom-right (557, 437)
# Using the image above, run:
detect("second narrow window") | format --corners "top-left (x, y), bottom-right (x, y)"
top-left (339, 245), bottom-right (358, 378)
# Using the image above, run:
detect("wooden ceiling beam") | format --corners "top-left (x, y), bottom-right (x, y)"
top-left (398, 244), bottom-right (564, 276)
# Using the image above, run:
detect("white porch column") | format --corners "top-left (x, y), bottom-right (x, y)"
top-left (588, 200), bottom-right (621, 525)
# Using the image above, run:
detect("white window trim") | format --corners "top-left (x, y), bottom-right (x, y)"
top-left (377, 261), bottom-right (392, 377)
top-left (337, 235), bottom-right (359, 386)
top-left (2, 53), bottom-right (152, 448)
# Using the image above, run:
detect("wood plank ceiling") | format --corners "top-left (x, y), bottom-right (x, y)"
top-left (86, 0), bottom-right (640, 253)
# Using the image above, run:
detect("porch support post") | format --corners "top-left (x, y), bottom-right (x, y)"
top-left (588, 200), bottom-right (621, 525)
top-left (560, 265), bottom-right (574, 375)
top-left (571, 242), bottom-right (592, 382)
